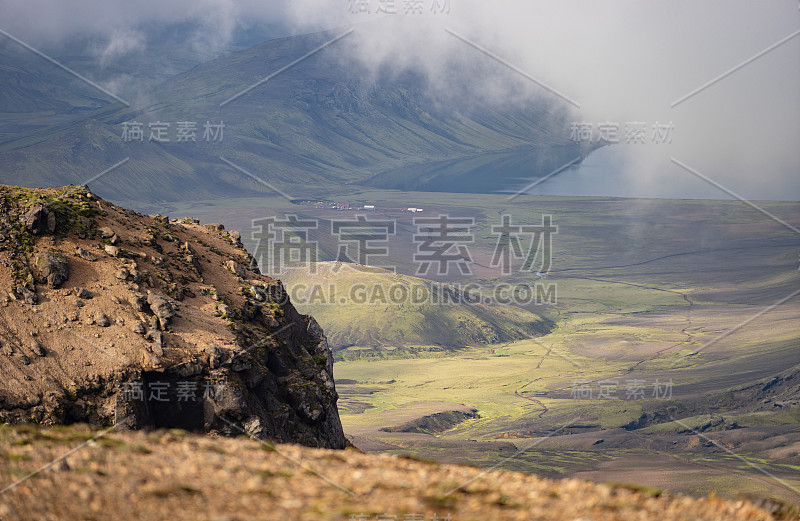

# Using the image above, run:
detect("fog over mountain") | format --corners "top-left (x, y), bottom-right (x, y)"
top-left (1, 0), bottom-right (798, 199)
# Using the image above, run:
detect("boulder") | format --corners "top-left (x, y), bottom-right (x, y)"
top-left (31, 343), bottom-right (45, 357)
top-left (16, 286), bottom-right (38, 305)
top-left (75, 247), bottom-right (97, 262)
top-left (20, 204), bottom-right (54, 235)
top-left (75, 288), bottom-right (93, 299)
top-left (145, 330), bottom-right (164, 355)
top-left (147, 294), bottom-right (175, 327)
top-left (225, 260), bottom-right (246, 277)
top-left (35, 252), bottom-right (69, 288)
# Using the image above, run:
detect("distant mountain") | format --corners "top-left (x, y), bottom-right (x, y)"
top-left (0, 26), bottom-right (584, 203)
top-left (0, 43), bottom-right (113, 144)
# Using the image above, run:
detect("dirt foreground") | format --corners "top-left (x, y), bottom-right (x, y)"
top-left (0, 424), bottom-right (790, 521)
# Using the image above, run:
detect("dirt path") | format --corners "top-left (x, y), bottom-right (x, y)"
top-left (514, 274), bottom-right (696, 397)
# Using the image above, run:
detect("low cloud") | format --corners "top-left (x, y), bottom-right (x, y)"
top-left (2, 0), bottom-right (798, 198)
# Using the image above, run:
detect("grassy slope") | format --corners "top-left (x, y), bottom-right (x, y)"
top-left (279, 262), bottom-right (552, 355)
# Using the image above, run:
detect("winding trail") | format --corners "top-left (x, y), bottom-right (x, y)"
top-left (547, 241), bottom-right (796, 275)
top-left (511, 271), bottom-right (697, 408)
top-left (573, 276), bottom-right (695, 373)
top-left (497, 239), bottom-right (793, 421)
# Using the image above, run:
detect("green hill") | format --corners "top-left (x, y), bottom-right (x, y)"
top-left (279, 262), bottom-right (552, 357)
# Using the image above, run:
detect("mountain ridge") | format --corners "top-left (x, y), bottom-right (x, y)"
top-left (0, 27), bottom-right (587, 203)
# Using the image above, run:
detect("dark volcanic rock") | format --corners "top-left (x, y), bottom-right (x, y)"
top-left (35, 251), bottom-right (69, 288)
top-left (21, 204), bottom-right (52, 235)
top-left (107, 311), bottom-right (346, 449)
top-left (76, 247), bottom-right (97, 261)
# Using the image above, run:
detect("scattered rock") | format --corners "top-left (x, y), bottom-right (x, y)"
top-left (148, 316), bottom-right (160, 332)
top-left (114, 268), bottom-right (130, 281)
top-left (250, 286), bottom-right (267, 302)
top-left (20, 355), bottom-right (31, 365)
top-left (75, 247), bottom-right (97, 261)
top-left (204, 344), bottom-right (223, 369)
top-left (243, 416), bottom-right (263, 438)
top-left (229, 230), bottom-right (242, 247)
top-left (20, 204), bottom-right (52, 235)
top-left (224, 260), bottom-right (246, 277)
top-left (132, 323), bottom-right (146, 335)
top-left (145, 330), bottom-right (165, 355)
top-left (75, 288), bottom-right (93, 299)
top-left (95, 314), bottom-right (111, 327)
top-left (2, 341), bottom-right (14, 356)
top-left (104, 245), bottom-right (120, 257)
top-left (31, 343), bottom-right (45, 357)
top-left (147, 294), bottom-right (175, 327)
top-left (35, 251), bottom-right (69, 288)
top-left (17, 286), bottom-right (37, 305)
top-left (46, 210), bottom-right (56, 233)
top-left (99, 227), bottom-right (115, 239)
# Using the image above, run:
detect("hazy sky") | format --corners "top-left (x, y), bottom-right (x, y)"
top-left (1, 0), bottom-right (798, 199)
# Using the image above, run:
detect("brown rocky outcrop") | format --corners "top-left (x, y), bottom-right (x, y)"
top-left (0, 185), bottom-right (346, 449)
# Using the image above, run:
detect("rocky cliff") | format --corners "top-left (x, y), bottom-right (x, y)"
top-left (0, 184), bottom-right (346, 449)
